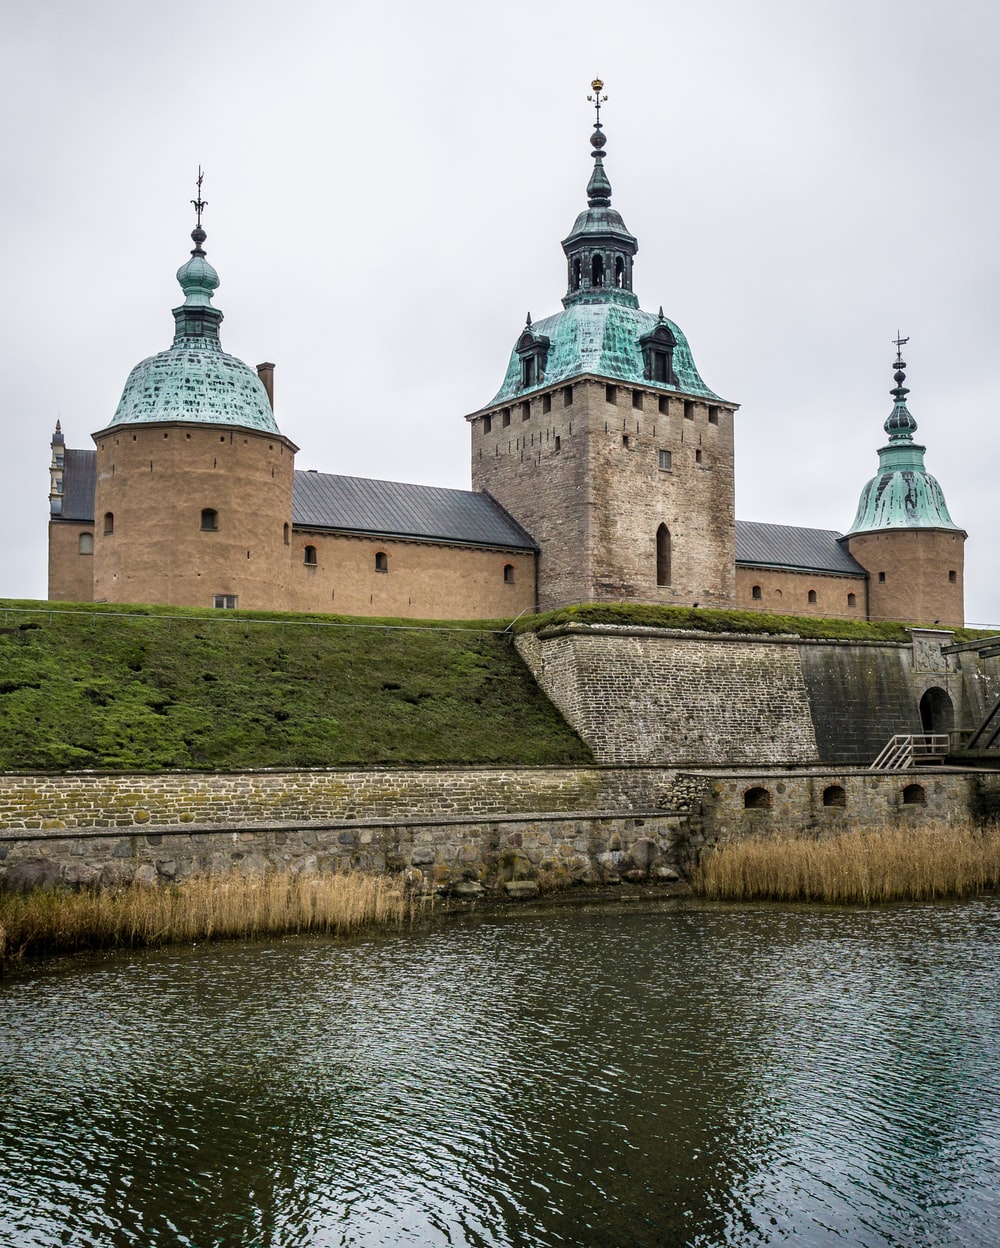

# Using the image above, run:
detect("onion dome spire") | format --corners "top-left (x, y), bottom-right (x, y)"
top-left (847, 337), bottom-right (958, 534)
top-left (173, 166), bottom-right (222, 335)
top-left (562, 80), bottom-right (638, 309)
top-left (884, 333), bottom-right (918, 442)
top-left (103, 169), bottom-right (279, 435)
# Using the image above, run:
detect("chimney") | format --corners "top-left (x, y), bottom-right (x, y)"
top-left (256, 362), bottom-right (275, 409)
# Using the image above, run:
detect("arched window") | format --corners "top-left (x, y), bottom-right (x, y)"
top-left (902, 783), bottom-right (926, 806)
top-left (503, 564), bottom-right (515, 585)
top-left (375, 551), bottom-right (388, 573)
top-left (614, 256), bottom-right (625, 288)
top-left (572, 258), bottom-right (582, 290)
top-left (103, 512), bottom-right (114, 535)
top-left (847, 592), bottom-right (857, 607)
top-left (823, 785), bottom-right (846, 808)
top-left (591, 254), bottom-right (605, 287)
top-left (656, 524), bottom-right (671, 587)
top-left (807, 589), bottom-right (817, 604)
top-left (304, 545), bottom-right (317, 566)
top-left (201, 508), bottom-right (218, 531)
top-left (78, 532), bottom-right (94, 555)
top-left (751, 585), bottom-right (762, 600)
top-left (744, 787), bottom-right (772, 810)
top-left (283, 523), bottom-right (290, 545)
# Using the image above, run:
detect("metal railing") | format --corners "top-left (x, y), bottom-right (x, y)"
top-left (870, 734), bottom-right (950, 770)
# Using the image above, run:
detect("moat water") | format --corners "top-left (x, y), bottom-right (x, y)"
top-left (2, 898), bottom-right (999, 1248)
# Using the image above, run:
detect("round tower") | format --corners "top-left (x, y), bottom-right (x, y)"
top-left (844, 342), bottom-right (965, 627)
top-left (92, 180), bottom-right (298, 610)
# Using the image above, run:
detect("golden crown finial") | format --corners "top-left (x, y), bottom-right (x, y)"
top-left (587, 79), bottom-right (607, 127)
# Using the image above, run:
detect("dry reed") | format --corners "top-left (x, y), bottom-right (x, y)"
top-left (695, 819), bottom-right (1000, 904)
top-left (0, 869), bottom-right (425, 963)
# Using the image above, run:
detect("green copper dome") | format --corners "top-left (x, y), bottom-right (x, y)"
top-left (102, 216), bottom-right (279, 435)
top-left (490, 302), bottom-right (722, 404)
top-left (489, 89), bottom-right (726, 407)
top-left (847, 351), bottom-right (959, 534)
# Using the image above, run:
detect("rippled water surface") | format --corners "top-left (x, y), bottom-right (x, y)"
top-left (2, 899), bottom-right (1000, 1247)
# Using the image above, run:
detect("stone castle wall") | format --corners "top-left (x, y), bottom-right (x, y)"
top-left (471, 378), bottom-right (737, 611)
top-left (516, 623), bottom-right (1000, 767)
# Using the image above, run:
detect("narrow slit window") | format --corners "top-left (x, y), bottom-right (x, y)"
top-left (656, 523), bottom-right (671, 587)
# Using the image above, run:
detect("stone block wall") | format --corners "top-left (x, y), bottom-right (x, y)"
top-left (517, 623), bottom-right (994, 768)
top-left (471, 378), bottom-right (737, 610)
top-left (517, 625), bottom-right (819, 765)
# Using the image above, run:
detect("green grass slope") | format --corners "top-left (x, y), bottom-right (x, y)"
top-left (517, 601), bottom-right (992, 644)
top-left (0, 602), bottom-right (591, 772)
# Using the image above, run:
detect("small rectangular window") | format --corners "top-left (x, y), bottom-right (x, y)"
top-left (658, 395), bottom-right (669, 415)
top-left (563, 385), bottom-right (573, 407)
top-left (878, 571), bottom-right (886, 583)
top-left (695, 448), bottom-right (703, 464)
top-left (483, 415), bottom-right (492, 434)
top-left (658, 449), bottom-right (672, 471)
top-left (554, 435), bottom-right (561, 452)
top-left (708, 406), bottom-right (719, 425)
top-left (949, 569), bottom-right (957, 583)
top-left (632, 390), bottom-right (643, 411)
top-left (684, 400), bottom-right (695, 420)
top-left (521, 401), bottom-right (530, 421)
top-left (622, 434), bottom-right (630, 449)
top-left (502, 409), bottom-right (511, 428)
top-left (606, 384), bottom-right (617, 405)
top-left (213, 595), bottom-right (238, 609)
top-left (542, 393), bottom-right (552, 414)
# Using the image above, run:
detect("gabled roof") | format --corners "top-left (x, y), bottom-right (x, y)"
top-left (293, 472), bottom-right (537, 551)
top-left (735, 520), bottom-right (866, 577)
top-left (59, 449), bottom-right (96, 522)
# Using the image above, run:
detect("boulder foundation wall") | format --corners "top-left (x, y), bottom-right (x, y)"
top-left (1, 764), bottom-right (998, 895)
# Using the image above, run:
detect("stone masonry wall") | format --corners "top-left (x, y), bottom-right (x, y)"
top-left (517, 624), bottom-right (993, 767)
top-left (517, 625), bottom-right (819, 765)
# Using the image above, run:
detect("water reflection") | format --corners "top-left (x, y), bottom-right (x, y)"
top-left (2, 899), bottom-right (999, 1247)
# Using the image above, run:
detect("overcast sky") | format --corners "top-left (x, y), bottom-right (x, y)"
top-left (4, 0), bottom-right (999, 624)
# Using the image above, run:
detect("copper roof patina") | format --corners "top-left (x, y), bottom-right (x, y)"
top-left (847, 348), bottom-right (960, 535)
top-left (101, 183), bottom-right (279, 437)
top-left (488, 82), bottom-right (727, 408)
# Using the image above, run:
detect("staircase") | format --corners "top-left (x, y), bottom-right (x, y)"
top-left (870, 734), bottom-right (950, 770)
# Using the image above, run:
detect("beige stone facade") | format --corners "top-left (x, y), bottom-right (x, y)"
top-left (734, 566), bottom-right (867, 619)
top-left (469, 377), bottom-right (737, 612)
top-left (282, 531), bottom-right (536, 619)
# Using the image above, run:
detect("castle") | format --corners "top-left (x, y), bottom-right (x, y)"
top-left (47, 86), bottom-right (967, 629)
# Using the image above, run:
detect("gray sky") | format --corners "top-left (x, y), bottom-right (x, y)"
top-left (4, 0), bottom-right (999, 624)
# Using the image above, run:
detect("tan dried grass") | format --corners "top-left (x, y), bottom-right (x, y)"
top-left (694, 819), bottom-right (1000, 904)
top-left (0, 869), bottom-right (425, 963)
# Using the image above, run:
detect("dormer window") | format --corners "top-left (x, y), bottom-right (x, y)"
top-left (639, 321), bottom-right (679, 385)
top-left (515, 322), bottom-right (550, 391)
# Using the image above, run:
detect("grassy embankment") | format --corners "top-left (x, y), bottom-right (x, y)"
top-left (0, 869), bottom-right (427, 963)
top-left (515, 600), bottom-right (992, 643)
top-left (695, 820), bottom-right (1000, 904)
top-left (0, 599), bottom-right (591, 771)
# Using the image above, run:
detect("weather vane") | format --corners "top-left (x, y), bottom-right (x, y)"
top-left (893, 331), bottom-right (909, 365)
top-left (191, 166), bottom-right (207, 228)
top-left (588, 78), bottom-right (607, 127)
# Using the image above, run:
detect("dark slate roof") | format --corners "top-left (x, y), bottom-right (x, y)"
top-left (293, 472), bottom-right (537, 551)
top-left (59, 449), bottom-right (96, 522)
top-left (736, 520), bottom-right (866, 577)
